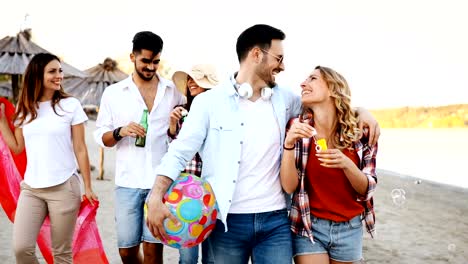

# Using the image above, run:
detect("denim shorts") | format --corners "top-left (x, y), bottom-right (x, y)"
top-left (115, 186), bottom-right (160, 248)
top-left (293, 214), bottom-right (363, 262)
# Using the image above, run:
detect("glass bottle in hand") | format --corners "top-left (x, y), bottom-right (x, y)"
top-left (135, 109), bottom-right (148, 147)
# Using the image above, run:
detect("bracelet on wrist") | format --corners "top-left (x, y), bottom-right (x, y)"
top-left (113, 127), bottom-right (123, 141)
top-left (283, 144), bottom-right (295, 150)
top-left (167, 128), bottom-right (177, 139)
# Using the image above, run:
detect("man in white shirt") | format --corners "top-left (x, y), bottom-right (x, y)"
top-left (146, 25), bottom-right (380, 264)
top-left (94, 31), bottom-right (185, 264)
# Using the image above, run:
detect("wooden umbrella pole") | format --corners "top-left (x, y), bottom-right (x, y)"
top-left (12, 74), bottom-right (19, 103)
top-left (96, 106), bottom-right (105, 180)
top-left (98, 146), bottom-right (104, 180)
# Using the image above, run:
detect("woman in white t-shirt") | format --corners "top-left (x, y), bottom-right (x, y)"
top-left (0, 53), bottom-right (98, 264)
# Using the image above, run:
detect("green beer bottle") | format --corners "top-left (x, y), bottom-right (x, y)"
top-left (135, 109), bottom-right (148, 147)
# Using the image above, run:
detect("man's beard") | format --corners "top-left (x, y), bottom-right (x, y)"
top-left (135, 63), bottom-right (155, 81)
top-left (256, 67), bottom-right (277, 88)
top-left (257, 58), bottom-right (280, 87)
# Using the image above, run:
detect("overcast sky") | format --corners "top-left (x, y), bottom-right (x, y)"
top-left (1, 0), bottom-right (467, 109)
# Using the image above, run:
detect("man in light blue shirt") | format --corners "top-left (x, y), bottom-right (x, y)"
top-left (147, 24), bottom-right (379, 264)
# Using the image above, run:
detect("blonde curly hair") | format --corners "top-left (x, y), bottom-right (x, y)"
top-left (312, 66), bottom-right (360, 149)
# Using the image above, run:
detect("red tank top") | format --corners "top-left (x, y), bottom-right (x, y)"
top-left (306, 141), bottom-right (364, 222)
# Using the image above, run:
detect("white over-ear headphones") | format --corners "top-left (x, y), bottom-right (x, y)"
top-left (235, 82), bottom-right (273, 100)
top-left (237, 83), bottom-right (253, 98)
top-left (260, 86), bottom-right (273, 100)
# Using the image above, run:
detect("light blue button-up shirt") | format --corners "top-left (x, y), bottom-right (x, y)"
top-left (155, 77), bottom-right (301, 227)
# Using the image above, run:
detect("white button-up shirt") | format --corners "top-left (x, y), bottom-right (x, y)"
top-left (94, 74), bottom-right (185, 189)
top-left (155, 78), bottom-right (302, 227)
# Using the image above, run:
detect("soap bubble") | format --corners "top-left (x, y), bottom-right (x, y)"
top-left (391, 188), bottom-right (406, 206)
top-left (448, 243), bottom-right (456, 252)
top-left (391, 188), bottom-right (405, 199)
top-left (392, 196), bottom-right (406, 206)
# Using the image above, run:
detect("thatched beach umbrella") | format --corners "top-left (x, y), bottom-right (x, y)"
top-left (63, 57), bottom-right (128, 111)
top-left (63, 57), bottom-right (128, 180)
top-left (0, 29), bottom-right (87, 101)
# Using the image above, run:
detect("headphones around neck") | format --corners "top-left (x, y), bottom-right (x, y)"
top-left (234, 80), bottom-right (273, 101)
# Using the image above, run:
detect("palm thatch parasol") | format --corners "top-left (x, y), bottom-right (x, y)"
top-left (0, 29), bottom-right (87, 101)
top-left (63, 57), bottom-right (128, 113)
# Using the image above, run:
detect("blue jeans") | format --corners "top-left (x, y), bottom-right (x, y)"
top-left (207, 209), bottom-right (292, 264)
top-left (179, 240), bottom-right (213, 264)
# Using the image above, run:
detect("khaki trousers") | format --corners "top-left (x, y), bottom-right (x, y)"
top-left (13, 175), bottom-right (81, 264)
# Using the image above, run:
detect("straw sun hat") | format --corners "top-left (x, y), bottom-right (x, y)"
top-left (172, 64), bottom-right (219, 96)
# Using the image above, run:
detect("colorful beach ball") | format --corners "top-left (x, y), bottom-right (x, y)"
top-left (161, 173), bottom-right (218, 249)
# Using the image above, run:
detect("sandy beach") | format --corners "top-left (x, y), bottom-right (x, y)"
top-left (1, 121), bottom-right (467, 263)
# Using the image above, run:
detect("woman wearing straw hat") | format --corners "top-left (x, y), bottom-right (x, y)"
top-left (169, 64), bottom-right (219, 264)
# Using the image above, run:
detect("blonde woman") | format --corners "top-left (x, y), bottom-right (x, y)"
top-left (0, 53), bottom-right (97, 264)
top-left (280, 66), bottom-right (378, 264)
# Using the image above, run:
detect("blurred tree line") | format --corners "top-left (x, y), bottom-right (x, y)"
top-left (370, 104), bottom-right (468, 128)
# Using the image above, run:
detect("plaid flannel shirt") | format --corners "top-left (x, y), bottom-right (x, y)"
top-left (167, 110), bottom-right (203, 177)
top-left (288, 117), bottom-right (378, 242)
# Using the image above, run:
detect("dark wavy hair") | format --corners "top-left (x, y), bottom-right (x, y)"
top-left (132, 31), bottom-right (163, 55)
top-left (14, 53), bottom-right (70, 126)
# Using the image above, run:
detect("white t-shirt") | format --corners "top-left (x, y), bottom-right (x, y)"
top-left (229, 97), bottom-right (286, 213)
top-left (21, 97), bottom-right (88, 188)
